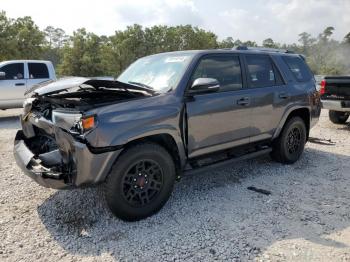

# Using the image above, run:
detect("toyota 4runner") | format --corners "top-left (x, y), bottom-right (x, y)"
top-left (14, 47), bottom-right (321, 221)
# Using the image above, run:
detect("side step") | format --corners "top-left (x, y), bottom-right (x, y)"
top-left (184, 148), bottom-right (272, 176)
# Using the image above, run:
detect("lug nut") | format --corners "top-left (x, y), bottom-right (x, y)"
top-left (133, 178), bottom-right (137, 182)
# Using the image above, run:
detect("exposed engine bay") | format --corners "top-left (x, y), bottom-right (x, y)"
top-left (27, 78), bottom-right (155, 132)
top-left (14, 78), bottom-right (154, 188)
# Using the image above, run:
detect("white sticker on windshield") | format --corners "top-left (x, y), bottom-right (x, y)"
top-left (165, 56), bottom-right (188, 63)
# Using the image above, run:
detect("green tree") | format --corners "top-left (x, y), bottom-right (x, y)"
top-left (98, 24), bottom-right (218, 77)
top-left (306, 26), bottom-right (346, 74)
top-left (43, 26), bottom-right (68, 66)
top-left (0, 11), bottom-right (45, 60)
top-left (343, 32), bottom-right (350, 44)
top-left (11, 16), bottom-right (45, 59)
top-left (44, 26), bottom-right (68, 48)
top-left (242, 40), bottom-right (258, 47)
top-left (0, 11), bottom-right (16, 60)
top-left (320, 26), bottom-right (335, 42)
top-left (298, 32), bottom-right (315, 54)
top-left (58, 28), bottom-right (103, 76)
top-left (218, 37), bottom-right (234, 48)
top-left (262, 38), bottom-right (279, 48)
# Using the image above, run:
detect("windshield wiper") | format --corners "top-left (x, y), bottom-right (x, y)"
top-left (80, 82), bottom-right (146, 97)
top-left (99, 86), bottom-right (139, 97)
top-left (128, 81), bottom-right (155, 91)
top-left (83, 79), bottom-right (157, 95)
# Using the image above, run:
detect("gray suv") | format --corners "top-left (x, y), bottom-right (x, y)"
top-left (14, 47), bottom-right (321, 221)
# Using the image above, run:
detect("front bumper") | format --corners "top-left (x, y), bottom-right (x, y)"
top-left (14, 115), bottom-right (122, 189)
top-left (321, 99), bottom-right (350, 112)
top-left (14, 131), bottom-right (70, 189)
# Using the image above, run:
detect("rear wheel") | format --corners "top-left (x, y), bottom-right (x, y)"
top-left (329, 110), bottom-right (349, 124)
top-left (105, 143), bottom-right (175, 221)
top-left (271, 117), bottom-right (307, 164)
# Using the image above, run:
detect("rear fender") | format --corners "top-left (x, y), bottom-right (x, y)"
top-left (273, 105), bottom-right (311, 140)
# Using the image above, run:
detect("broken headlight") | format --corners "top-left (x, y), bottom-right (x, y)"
top-left (52, 110), bottom-right (82, 131)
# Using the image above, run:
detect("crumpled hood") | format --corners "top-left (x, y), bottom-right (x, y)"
top-left (30, 77), bottom-right (156, 96)
top-left (33, 77), bottom-right (90, 96)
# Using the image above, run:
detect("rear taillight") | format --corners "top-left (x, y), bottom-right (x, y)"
top-left (320, 79), bottom-right (326, 95)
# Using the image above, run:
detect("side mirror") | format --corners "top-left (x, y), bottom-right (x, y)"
top-left (187, 78), bottom-right (220, 95)
top-left (0, 72), bottom-right (5, 80)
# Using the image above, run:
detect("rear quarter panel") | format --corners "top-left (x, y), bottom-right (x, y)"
top-left (272, 55), bottom-right (320, 138)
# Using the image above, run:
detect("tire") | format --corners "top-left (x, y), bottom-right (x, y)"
top-left (328, 110), bottom-right (349, 124)
top-left (105, 143), bottom-right (176, 221)
top-left (271, 116), bottom-right (307, 164)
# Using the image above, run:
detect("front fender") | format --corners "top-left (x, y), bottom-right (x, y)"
top-left (112, 125), bottom-right (186, 167)
top-left (84, 95), bottom-right (187, 167)
top-left (89, 123), bottom-right (186, 168)
top-left (110, 124), bottom-right (179, 145)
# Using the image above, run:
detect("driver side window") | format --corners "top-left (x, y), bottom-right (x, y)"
top-left (191, 55), bottom-right (243, 92)
top-left (0, 63), bottom-right (24, 80)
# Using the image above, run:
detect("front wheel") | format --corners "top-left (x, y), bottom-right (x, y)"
top-left (105, 143), bottom-right (176, 221)
top-left (329, 110), bottom-right (349, 124)
top-left (271, 117), bottom-right (307, 164)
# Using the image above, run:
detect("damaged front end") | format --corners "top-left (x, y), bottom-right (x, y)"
top-left (14, 77), bottom-right (152, 189)
top-left (14, 129), bottom-right (70, 189)
top-left (14, 126), bottom-right (121, 189)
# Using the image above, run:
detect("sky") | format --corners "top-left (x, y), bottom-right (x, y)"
top-left (1, 0), bottom-right (349, 44)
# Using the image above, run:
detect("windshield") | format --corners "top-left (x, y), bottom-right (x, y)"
top-left (117, 53), bottom-right (194, 93)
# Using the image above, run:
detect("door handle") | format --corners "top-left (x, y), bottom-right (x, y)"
top-left (237, 97), bottom-right (250, 106)
top-left (278, 92), bottom-right (289, 99)
top-left (15, 83), bottom-right (25, 86)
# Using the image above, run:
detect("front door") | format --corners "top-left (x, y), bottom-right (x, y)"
top-left (0, 63), bottom-right (27, 103)
top-left (186, 54), bottom-right (252, 158)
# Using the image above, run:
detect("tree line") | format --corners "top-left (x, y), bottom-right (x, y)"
top-left (1, 11), bottom-right (350, 77)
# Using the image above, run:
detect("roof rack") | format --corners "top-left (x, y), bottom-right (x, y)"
top-left (235, 46), bottom-right (294, 54)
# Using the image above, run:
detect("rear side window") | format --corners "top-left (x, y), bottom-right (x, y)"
top-left (282, 56), bottom-right (312, 82)
top-left (28, 63), bottom-right (49, 79)
top-left (245, 55), bottom-right (282, 88)
top-left (192, 56), bottom-right (242, 92)
top-left (0, 63), bottom-right (24, 80)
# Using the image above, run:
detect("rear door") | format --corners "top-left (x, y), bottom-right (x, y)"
top-left (186, 54), bottom-right (253, 158)
top-left (244, 54), bottom-right (289, 142)
top-left (0, 62), bottom-right (27, 101)
top-left (27, 62), bottom-right (51, 87)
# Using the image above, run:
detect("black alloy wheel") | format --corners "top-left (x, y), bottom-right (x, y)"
top-left (271, 116), bottom-right (306, 164)
top-left (286, 127), bottom-right (302, 155)
top-left (105, 143), bottom-right (175, 221)
top-left (121, 160), bottom-right (164, 207)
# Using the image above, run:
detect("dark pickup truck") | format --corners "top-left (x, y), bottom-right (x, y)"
top-left (14, 47), bottom-right (321, 221)
top-left (321, 76), bottom-right (350, 124)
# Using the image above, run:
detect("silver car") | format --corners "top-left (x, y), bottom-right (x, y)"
top-left (0, 60), bottom-right (56, 109)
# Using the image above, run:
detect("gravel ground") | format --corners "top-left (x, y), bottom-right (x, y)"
top-left (0, 109), bottom-right (350, 262)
